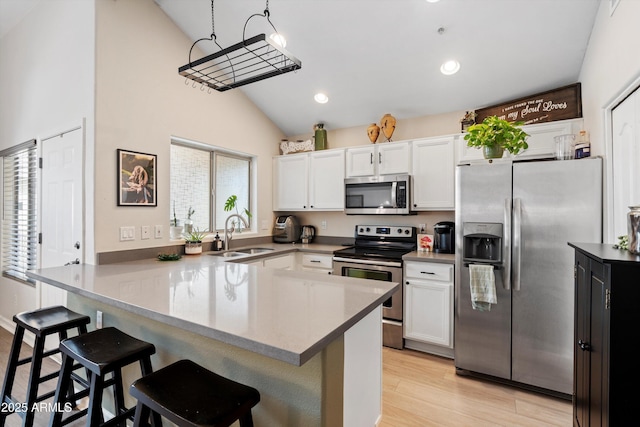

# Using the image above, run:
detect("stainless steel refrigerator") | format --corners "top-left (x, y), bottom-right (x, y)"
top-left (454, 157), bottom-right (602, 395)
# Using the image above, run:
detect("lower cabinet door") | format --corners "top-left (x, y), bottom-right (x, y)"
top-left (405, 280), bottom-right (453, 347)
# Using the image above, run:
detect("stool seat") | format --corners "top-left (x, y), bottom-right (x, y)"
top-left (1, 306), bottom-right (90, 427)
top-left (130, 360), bottom-right (260, 427)
top-left (14, 305), bottom-right (90, 336)
top-left (60, 326), bottom-right (156, 375)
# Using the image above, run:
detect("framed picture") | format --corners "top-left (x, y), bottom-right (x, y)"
top-left (117, 149), bottom-right (156, 206)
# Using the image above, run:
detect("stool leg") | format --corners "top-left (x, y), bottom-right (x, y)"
top-left (1, 325), bottom-right (25, 426)
top-left (132, 402), bottom-right (152, 427)
top-left (239, 412), bottom-right (255, 427)
top-left (139, 358), bottom-right (162, 427)
top-left (112, 369), bottom-right (127, 427)
top-left (49, 354), bottom-right (75, 427)
top-left (23, 333), bottom-right (47, 427)
top-left (87, 372), bottom-right (106, 427)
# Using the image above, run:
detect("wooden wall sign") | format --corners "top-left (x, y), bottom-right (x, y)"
top-left (474, 83), bottom-right (582, 126)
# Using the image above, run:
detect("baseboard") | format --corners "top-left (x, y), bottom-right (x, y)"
top-left (404, 339), bottom-right (454, 359)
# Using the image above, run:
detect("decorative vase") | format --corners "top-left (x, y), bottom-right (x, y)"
top-left (169, 225), bottom-right (183, 240)
top-left (380, 113), bottom-right (396, 142)
top-left (314, 123), bottom-right (327, 150)
top-left (367, 123), bottom-right (380, 143)
top-left (629, 205), bottom-right (640, 254)
top-left (483, 145), bottom-right (504, 159)
top-left (183, 219), bottom-right (193, 234)
top-left (185, 241), bottom-right (202, 255)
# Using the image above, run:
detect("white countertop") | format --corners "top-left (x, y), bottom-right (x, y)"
top-left (27, 247), bottom-right (397, 366)
top-left (403, 250), bottom-right (455, 264)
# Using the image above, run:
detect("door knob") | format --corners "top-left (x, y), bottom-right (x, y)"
top-left (74, 241), bottom-right (80, 249)
top-left (578, 339), bottom-right (591, 351)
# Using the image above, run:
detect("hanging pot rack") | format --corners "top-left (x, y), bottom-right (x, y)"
top-left (179, 0), bottom-right (301, 92)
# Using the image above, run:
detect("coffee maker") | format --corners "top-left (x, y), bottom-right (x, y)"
top-left (433, 221), bottom-right (455, 254)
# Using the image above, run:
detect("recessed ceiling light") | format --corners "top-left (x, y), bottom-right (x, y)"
top-left (440, 60), bottom-right (460, 75)
top-left (314, 93), bottom-right (329, 104)
top-left (426, 0), bottom-right (441, 3)
top-left (269, 33), bottom-right (286, 48)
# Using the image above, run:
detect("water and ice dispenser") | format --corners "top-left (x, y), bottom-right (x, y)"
top-left (463, 222), bottom-right (503, 264)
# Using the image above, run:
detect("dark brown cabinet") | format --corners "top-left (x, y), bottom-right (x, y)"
top-left (570, 243), bottom-right (640, 427)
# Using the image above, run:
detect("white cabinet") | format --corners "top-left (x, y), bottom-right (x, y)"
top-left (273, 149), bottom-right (345, 211)
top-left (298, 252), bottom-right (333, 275)
top-left (262, 253), bottom-right (296, 270)
top-left (273, 154), bottom-right (308, 210)
top-left (457, 118), bottom-right (584, 164)
top-left (404, 261), bottom-right (454, 354)
top-left (345, 142), bottom-right (410, 177)
top-left (411, 136), bottom-right (455, 210)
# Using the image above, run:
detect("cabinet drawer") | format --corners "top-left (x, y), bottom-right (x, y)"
top-left (405, 262), bottom-right (452, 282)
top-left (301, 253), bottom-right (333, 269)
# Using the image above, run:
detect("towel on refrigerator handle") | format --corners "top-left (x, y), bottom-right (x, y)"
top-left (469, 264), bottom-right (497, 311)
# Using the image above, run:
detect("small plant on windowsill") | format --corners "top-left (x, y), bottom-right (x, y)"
top-left (183, 227), bottom-right (208, 255)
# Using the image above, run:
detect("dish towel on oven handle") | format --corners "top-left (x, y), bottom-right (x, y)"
top-left (469, 264), bottom-right (497, 311)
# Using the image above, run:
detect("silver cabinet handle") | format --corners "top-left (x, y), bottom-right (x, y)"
top-left (420, 271), bottom-right (435, 275)
top-left (74, 241), bottom-right (80, 249)
top-left (370, 153), bottom-right (373, 164)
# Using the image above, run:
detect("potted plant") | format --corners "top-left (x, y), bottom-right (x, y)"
top-left (464, 115), bottom-right (530, 159)
top-left (183, 227), bottom-right (208, 255)
top-left (170, 202), bottom-right (183, 240)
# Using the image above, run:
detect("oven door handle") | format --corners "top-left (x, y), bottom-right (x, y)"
top-left (332, 256), bottom-right (402, 268)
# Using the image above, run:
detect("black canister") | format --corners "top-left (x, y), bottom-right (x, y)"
top-left (434, 221), bottom-right (455, 254)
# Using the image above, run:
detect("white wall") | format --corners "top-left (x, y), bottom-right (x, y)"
top-left (0, 0), bottom-right (95, 326)
top-left (579, 0), bottom-right (640, 241)
top-left (93, 0), bottom-right (284, 253)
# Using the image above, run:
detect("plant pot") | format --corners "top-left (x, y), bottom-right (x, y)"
top-left (185, 241), bottom-right (202, 255)
top-left (183, 219), bottom-right (193, 234)
top-left (483, 145), bottom-right (504, 159)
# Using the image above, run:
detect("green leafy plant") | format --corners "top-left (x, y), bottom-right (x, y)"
top-left (224, 195), bottom-right (252, 232)
top-left (613, 235), bottom-right (629, 251)
top-left (464, 116), bottom-right (530, 155)
top-left (182, 227), bottom-right (208, 243)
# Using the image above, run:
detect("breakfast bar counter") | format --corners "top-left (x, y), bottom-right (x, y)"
top-left (27, 253), bottom-right (396, 426)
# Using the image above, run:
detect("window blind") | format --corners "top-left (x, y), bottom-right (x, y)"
top-left (2, 140), bottom-right (38, 285)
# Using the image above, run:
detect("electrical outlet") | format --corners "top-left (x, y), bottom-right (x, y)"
top-left (96, 310), bottom-right (103, 329)
top-left (321, 220), bottom-right (327, 230)
top-left (261, 219), bottom-right (269, 230)
top-left (154, 225), bottom-right (163, 238)
top-left (119, 226), bottom-right (135, 241)
top-left (141, 225), bottom-right (151, 240)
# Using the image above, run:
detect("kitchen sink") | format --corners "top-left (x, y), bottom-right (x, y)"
top-left (235, 247), bottom-right (275, 254)
top-left (210, 251), bottom-right (245, 258)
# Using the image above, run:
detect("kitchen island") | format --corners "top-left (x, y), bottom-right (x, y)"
top-left (27, 252), bottom-right (397, 427)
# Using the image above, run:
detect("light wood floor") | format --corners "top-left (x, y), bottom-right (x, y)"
top-left (1, 326), bottom-right (571, 426)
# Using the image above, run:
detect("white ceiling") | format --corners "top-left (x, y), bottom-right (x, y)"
top-left (1, 0), bottom-right (601, 137)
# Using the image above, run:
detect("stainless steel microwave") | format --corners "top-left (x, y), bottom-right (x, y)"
top-left (344, 174), bottom-right (413, 215)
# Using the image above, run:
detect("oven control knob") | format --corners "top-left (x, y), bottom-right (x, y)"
top-left (359, 227), bottom-right (364, 232)
top-left (404, 229), bottom-right (410, 235)
top-left (397, 228), bottom-right (402, 234)
top-left (366, 227), bottom-right (371, 232)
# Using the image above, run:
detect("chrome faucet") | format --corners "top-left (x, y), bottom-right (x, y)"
top-left (224, 214), bottom-right (249, 250)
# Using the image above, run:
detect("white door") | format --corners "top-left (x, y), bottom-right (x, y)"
top-left (612, 86), bottom-right (640, 240)
top-left (40, 126), bottom-right (84, 308)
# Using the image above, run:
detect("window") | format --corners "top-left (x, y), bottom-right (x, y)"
top-left (170, 140), bottom-right (252, 233)
top-left (1, 140), bottom-right (38, 285)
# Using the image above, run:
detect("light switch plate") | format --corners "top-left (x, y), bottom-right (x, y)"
top-left (154, 225), bottom-right (163, 239)
top-left (141, 225), bottom-right (150, 240)
top-left (119, 226), bottom-right (135, 241)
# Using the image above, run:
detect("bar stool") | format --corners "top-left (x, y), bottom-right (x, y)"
top-left (1, 306), bottom-right (90, 427)
top-left (49, 327), bottom-right (162, 427)
top-left (129, 359), bottom-right (260, 427)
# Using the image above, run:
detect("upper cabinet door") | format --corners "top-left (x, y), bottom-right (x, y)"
top-left (345, 146), bottom-right (375, 177)
top-left (377, 142), bottom-right (410, 175)
top-left (309, 149), bottom-right (345, 210)
top-left (273, 154), bottom-right (309, 210)
top-left (412, 136), bottom-right (455, 210)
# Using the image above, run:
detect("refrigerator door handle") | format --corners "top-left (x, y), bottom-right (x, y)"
top-left (512, 198), bottom-right (522, 291)
top-left (503, 198), bottom-right (512, 290)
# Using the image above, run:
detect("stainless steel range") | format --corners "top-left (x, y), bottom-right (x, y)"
top-left (333, 225), bottom-right (417, 349)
